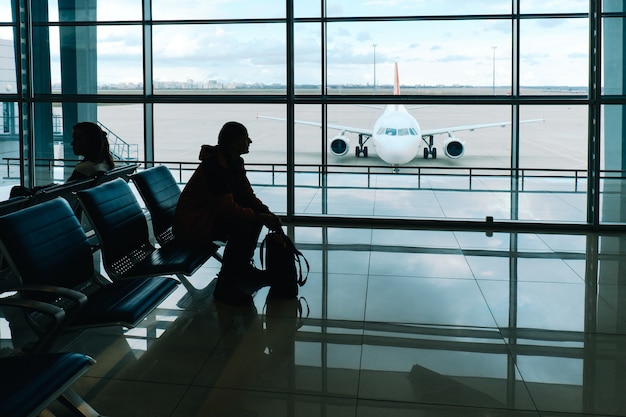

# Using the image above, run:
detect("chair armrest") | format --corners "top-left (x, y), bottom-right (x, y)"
top-left (13, 285), bottom-right (88, 310)
top-left (7, 285), bottom-right (88, 335)
top-left (0, 293), bottom-right (67, 353)
top-left (0, 297), bottom-right (65, 322)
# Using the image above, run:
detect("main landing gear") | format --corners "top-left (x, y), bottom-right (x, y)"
top-left (355, 133), bottom-right (370, 158)
top-left (422, 135), bottom-right (437, 159)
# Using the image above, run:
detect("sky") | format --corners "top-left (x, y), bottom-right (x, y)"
top-left (0, 0), bottom-right (595, 87)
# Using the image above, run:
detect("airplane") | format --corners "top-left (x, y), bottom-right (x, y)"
top-left (258, 63), bottom-right (543, 167)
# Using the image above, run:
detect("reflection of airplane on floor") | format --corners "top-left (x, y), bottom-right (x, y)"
top-left (258, 63), bottom-right (543, 167)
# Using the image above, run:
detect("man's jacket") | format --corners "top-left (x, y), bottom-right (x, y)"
top-left (173, 144), bottom-right (268, 243)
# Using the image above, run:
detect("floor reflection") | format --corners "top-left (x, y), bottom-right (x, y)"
top-left (3, 226), bottom-right (626, 416)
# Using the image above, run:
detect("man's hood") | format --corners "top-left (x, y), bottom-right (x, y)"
top-left (199, 144), bottom-right (242, 168)
top-left (199, 144), bottom-right (218, 161)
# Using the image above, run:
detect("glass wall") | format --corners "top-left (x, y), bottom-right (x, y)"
top-left (152, 23), bottom-right (286, 94)
top-left (520, 18), bottom-right (589, 93)
top-left (324, 19), bottom-right (513, 94)
top-left (2, 0), bottom-right (626, 228)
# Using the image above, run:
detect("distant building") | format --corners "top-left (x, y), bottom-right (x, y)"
top-left (0, 39), bottom-right (17, 136)
top-left (0, 38), bottom-right (16, 93)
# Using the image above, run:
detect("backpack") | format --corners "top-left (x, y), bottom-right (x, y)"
top-left (260, 230), bottom-right (309, 299)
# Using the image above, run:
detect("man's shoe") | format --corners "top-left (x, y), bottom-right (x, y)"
top-left (213, 276), bottom-right (253, 306)
top-left (237, 264), bottom-right (270, 294)
top-left (244, 264), bottom-right (269, 283)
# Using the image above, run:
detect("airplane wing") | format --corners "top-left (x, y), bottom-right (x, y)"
top-left (422, 119), bottom-right (543, 137)
top-left (258, 115), bottom-right (373, 136)
top-left (357, 104), bottom-right (433, 111)
top-left (259, 114), bottom-right (543, 138)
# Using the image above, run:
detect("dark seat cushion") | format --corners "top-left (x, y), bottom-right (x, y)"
top-left (72, 276), bottom-right (180, 327)
top-left (128, 242), bottom-right (218, 278)
top-left (0, 352), bottom-right (93, 417)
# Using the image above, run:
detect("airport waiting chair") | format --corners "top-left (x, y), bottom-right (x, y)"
top-left (130, 165), bottom-right (223, 262)
top-left (0, 197), bottom-right (180, 352)
top-left (77, 178), bottom-right (218, 298)
top-left (0, 290), bottom-right (102, 417)
top-left (0, 352), bottom-right (100, 417)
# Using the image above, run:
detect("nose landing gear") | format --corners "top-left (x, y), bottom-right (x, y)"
top-left (422, 135), bottom-right (437, 159)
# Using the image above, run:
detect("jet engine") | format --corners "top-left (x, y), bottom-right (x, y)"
top-left (329, 135), bottom-right (350, 157)
top-left (443, 136), bottom-right (465, 159)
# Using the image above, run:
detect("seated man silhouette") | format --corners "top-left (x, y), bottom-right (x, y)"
top-left (173, 121), bottom-right (282, 306)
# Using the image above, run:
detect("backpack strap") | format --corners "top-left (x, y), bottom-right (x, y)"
top-left (279, 231), bottom-right (309, 286)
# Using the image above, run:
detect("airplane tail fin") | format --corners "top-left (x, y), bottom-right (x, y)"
top-left (394, 62), bottom-right (400, 95)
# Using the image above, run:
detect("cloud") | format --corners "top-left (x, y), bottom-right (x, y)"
top-left (568, 52), bottom-right (587, 60)
top-left (97, 27), bottom-right (142, 58)
top-left (32, 0), bottom-right (592, 86)
top-left (326, 28), bottom-right (349, 46)
top-left (357, 31), bottom-right (372, 42)
top-left (438, 55), bottom-right (475, 63)
top-left (520, 52), bottom-right (551, 67)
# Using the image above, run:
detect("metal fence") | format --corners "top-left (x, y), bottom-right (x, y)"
top-left (1, 157), bottom-right (611, 194)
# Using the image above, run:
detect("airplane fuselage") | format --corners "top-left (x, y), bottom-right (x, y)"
top-left (371, 105), bottom-right (422, 165)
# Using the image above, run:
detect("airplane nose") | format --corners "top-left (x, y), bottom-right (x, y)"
top-left (378, 140), bottom-right (420, 165)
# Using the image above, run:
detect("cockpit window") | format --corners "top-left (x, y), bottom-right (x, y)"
top-left (398, 128), bottom-right (409, 135)
top-left (378, 127), bottom-right (418, 136)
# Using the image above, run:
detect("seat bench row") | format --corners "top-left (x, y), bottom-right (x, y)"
top-left (0, 165), bottom-right (220, 417)
top-left (0, 162), bottom-right (139, 218)
top-left (0, 163), bottom-right (140, 262)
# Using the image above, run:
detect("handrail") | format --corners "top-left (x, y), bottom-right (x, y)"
top-left (96, 122), bottom-right (139, 161)
top-left (5, 157), bottom-right (625, 194)
top-left (1, 115), bottom-right (140, 161)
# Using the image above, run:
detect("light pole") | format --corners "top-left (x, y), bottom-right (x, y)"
top-left (491, 46), bottom-right (497, 95)
top-left (373, 43), bottom-right (377, 94)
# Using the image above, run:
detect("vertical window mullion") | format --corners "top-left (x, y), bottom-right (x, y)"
top-left (588, 0), bottom-right (601, 226)
top-left (510, 0), bottom-right (521, 221)
top-left (144, 0), bottom-right (154, 166)
top-left (286, 0), bottom-right (295, 219)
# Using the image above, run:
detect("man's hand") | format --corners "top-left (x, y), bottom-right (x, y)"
top-left (258, 212), bottom-right (282, 231)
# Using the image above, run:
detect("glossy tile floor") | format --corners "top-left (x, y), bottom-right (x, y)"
top-left (4, 225), bottom-right (622, 417)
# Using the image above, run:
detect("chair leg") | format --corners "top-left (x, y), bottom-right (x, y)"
top-left (175, 275), bottom-right (218, 308)
top-left (176, 273), bottom-right (215, 296)
top-left (58, 388), bottom-right (104, 417)
top-left (212, 240), bottom-right (225, 263)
